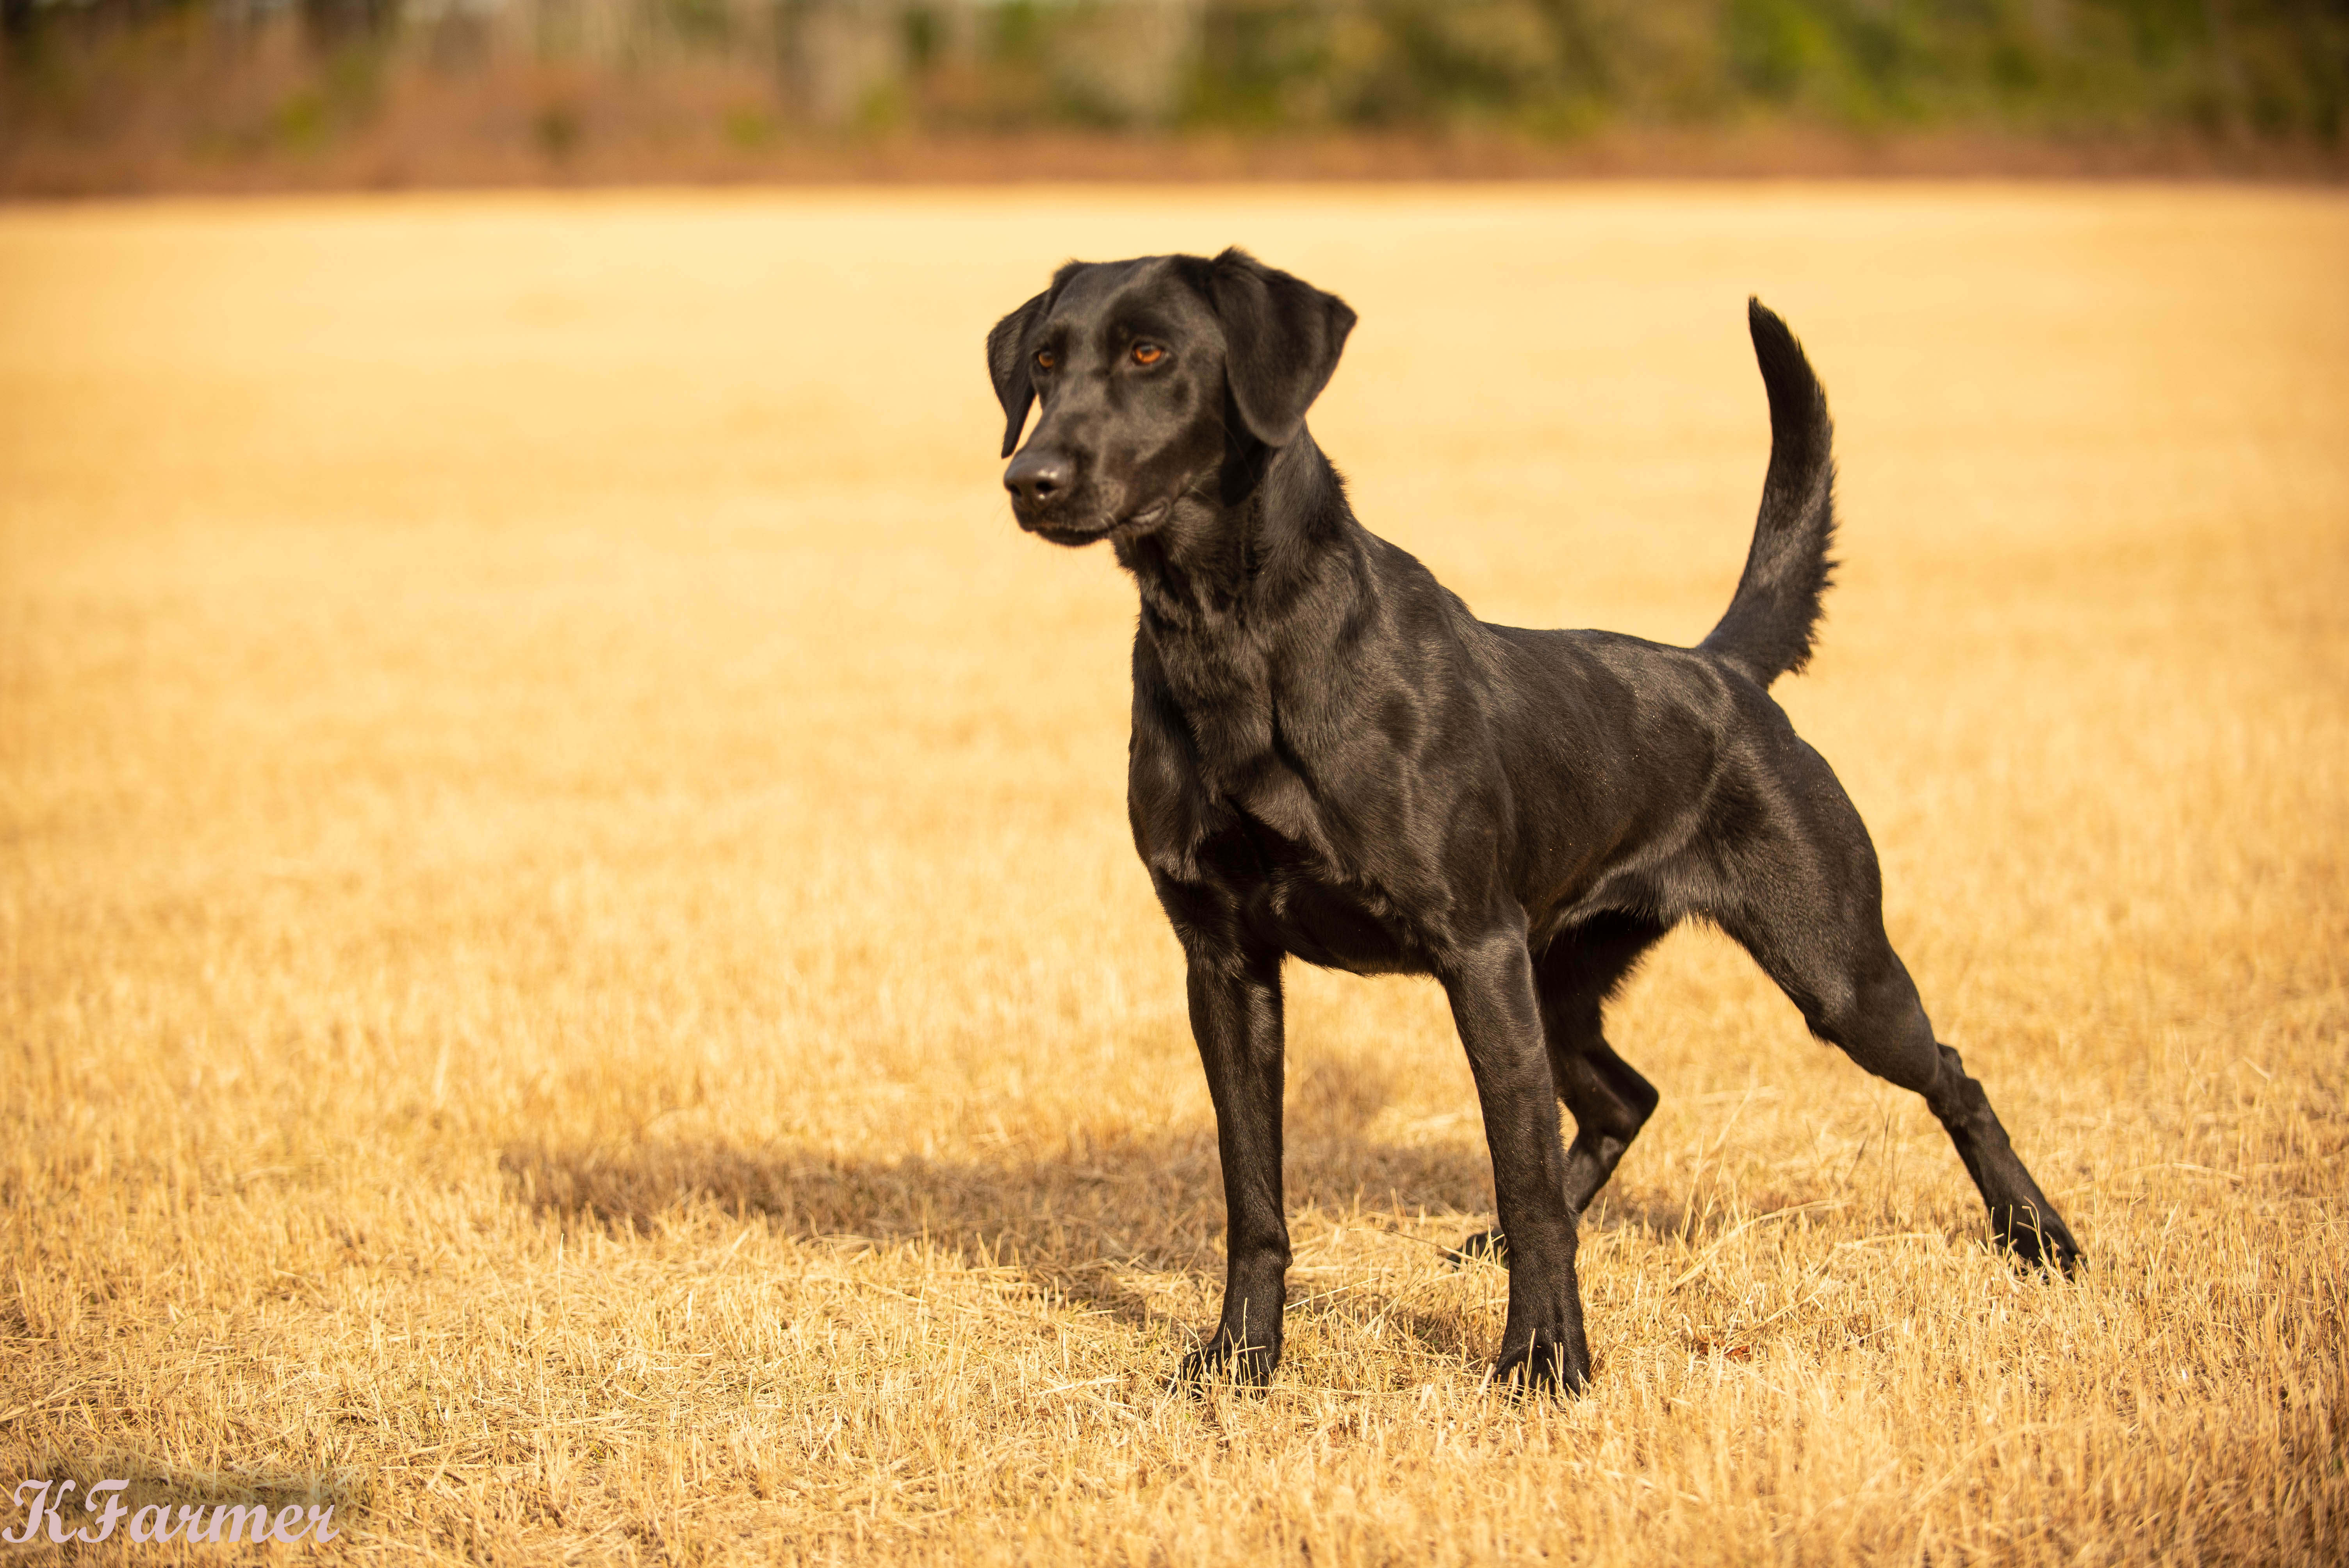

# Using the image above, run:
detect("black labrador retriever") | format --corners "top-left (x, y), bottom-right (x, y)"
top-left (985, 249), bottom-right (2080, 1394)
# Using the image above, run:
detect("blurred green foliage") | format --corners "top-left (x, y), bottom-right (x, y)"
top-left (3, 0), bottom-right (2343, 146)
top-left (1174, 0), bottom-right (2346, 139)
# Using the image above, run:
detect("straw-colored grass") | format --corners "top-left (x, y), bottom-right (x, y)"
top-left (1, 185), bottom-right (2343, 1564)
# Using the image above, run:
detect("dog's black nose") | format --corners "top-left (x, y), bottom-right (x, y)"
top-left (1004, 448), bottom-right (1071, 507)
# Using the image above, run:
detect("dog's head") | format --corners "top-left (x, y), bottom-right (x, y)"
top-left (986, 249), bottom-right (1356, 546)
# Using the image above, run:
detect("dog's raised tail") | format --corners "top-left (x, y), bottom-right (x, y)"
top-left (1700, 300), bottom-right (1837, 690)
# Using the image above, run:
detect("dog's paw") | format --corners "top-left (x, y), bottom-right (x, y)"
top-left (1171, 1337), bottom-right (1278, 1396)
top-left (1494, 1337), bottom-right (1590, 1400)
top-left (1447, 1227), bottom-right (1510, 1269)
top-left (1992, 1204), bottom-right (2084, 1277)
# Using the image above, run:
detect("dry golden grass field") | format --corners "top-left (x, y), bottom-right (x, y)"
top-left (2, 184), bottom-right (2345, 1564)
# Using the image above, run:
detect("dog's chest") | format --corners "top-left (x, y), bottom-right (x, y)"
top-left (1237, 818), bottom-right (1424, 973)
top-left (1133, 666), bottom-right (1426, 975)
top-left (1140, 642), bottom-right (1330, 850)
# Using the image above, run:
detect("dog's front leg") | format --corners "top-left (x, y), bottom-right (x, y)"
top-left (1444, 931), bottom-right (1591, 1394)
top-left (1175, 939), bottom-right (1290, 1390)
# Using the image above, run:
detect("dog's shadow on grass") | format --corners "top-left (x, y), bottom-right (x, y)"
top-left (500, 1058), bottom-right (1503, 1335)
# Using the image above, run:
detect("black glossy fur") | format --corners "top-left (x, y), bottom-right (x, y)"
top-left (986, 249), bottom-right (2081, 1395)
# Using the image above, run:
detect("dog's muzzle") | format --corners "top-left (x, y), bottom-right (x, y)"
top-left (1005, 446), bottom-right (1123, 543)
top-left (1003, 446), bottom-right (1073, 510)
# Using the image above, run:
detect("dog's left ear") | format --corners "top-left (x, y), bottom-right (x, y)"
top-left (1206, 248), bottom-right (1357, 448)
top-left (986, 288), bottom-right (1052, 459)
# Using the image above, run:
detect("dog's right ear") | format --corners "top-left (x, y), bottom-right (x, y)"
top-left (986, 289), bottom-right (1052, 459)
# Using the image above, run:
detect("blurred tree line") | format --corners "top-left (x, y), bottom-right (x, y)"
top-left (4, 0), bottom-right (2344, 155)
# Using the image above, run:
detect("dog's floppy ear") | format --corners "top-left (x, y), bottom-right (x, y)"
top-left (1206, 248), bottom-right (1357, 448)
top-left (986, 288), bottom-right (1052, 459)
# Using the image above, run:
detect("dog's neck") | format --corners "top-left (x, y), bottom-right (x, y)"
top-left (1114, 432), bottom-right (1381, 801)
top-left (1114, 431), bottom-right (1358, 636)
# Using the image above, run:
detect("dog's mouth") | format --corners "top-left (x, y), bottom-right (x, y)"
top-left (1018, 499), bottom-right (1172, 547)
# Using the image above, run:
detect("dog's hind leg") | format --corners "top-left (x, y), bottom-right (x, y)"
top-left (1454, 912), bottom-right (1666, 1266)
top-left (1541, 913), bottom-right (1670, 1215)
top-left (1716, 750), bottom-right (2083, 1273)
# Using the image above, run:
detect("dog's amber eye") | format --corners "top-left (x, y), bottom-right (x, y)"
top-left (1035, 349), bottom-right (1055, 371)
top-left (1132, 343), bottom-right (1164, 366)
